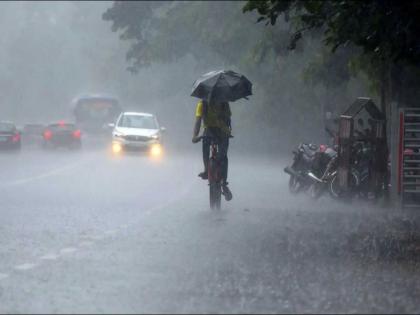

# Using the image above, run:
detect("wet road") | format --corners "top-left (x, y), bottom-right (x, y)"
top-left (0, 146), bottom-right (420, 313)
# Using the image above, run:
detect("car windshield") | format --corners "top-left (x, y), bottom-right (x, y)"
top-left (0, 122), bottom-right (15, 132)
top-left (118, 115), bottom-right (157, 129)
top-left (48, 123), bottom-right (76, 132)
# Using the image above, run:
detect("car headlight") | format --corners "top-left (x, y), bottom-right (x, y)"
top-left (151, 134), bottom-right (160, 140)
top-left (112, 142), bottom-right (122, 154)
top-left (150, 143), bottom-right (162, 158)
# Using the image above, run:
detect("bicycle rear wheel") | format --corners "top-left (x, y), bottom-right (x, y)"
top-left (210, 183), bottom-right (221, 210)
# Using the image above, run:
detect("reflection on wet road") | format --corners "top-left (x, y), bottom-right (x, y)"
top-left (0, 147), bottom-right (419, 313)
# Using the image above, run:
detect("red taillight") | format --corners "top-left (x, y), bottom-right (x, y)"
top-left (43, 130), bottom-right (53, 140)
top-left (73, 129), bottom-right (81, 139)
top-left (12, 133), bottom-right (20, 142)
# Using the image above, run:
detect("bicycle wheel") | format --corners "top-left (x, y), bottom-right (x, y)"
top-left (208, 157), bottom-right (221, 210)
top-left (329, 170), bottom-right (359, 200)
top-left (210, 183), bottom-right (222, 210)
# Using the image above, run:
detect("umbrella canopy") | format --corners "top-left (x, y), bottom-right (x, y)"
top-left (191, 70), bottom-right (252, 103)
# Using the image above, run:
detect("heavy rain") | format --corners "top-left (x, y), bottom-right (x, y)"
top-left (0, 1), bottom-right (419, 313)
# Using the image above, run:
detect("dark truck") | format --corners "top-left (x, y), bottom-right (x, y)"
top-left (72, 95), bottom-right (122, 135)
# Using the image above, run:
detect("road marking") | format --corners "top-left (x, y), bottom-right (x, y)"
top-left (79, 241), bottom-right (94, 247)
top-left (87, 235), bottom-right (106, 241)
top-left (80, 234), bottom-right (95, 240)
top-left (104, 230), bottom-right (117, 235)
top-left (40, 253), bottom-right (59, 260)
top-left (0, 273), bottom-right (9, 280)
top-left (0, 156), bottom-right (94, 188)
top-left (59, 247), bottom-right (78, 254)
top-left (14, 263), bottom-right (37, 271)
top-left (2, 180), bottom-right (194, 281)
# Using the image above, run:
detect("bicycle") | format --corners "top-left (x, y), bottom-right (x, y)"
top-left (197, 135), bottom-right (228, 210)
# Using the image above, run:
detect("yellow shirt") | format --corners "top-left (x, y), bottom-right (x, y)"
top-left (195, 100), bottom-right (231, 135)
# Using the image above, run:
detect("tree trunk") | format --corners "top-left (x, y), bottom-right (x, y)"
top-left (380, 62), bottom-right (391, 206)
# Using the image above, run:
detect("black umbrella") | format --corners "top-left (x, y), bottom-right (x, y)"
top-left (191, 70), bottom-right (252, 103)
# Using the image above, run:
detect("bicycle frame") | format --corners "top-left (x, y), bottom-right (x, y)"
top-left (208, 140), bottom-right (221, 183)
top-left (202, 135), bottom-right (222, 210)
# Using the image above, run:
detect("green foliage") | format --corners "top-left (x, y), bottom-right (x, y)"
top-left (105, 1), bottom-right (307, 76)
top-left (102, 1), bottom-right (375, 145)
top-left (102, 1), bottom-right (165, 70)
top-left (244, 0), bottom-right (420, 66)
top-left (303, 46), bottom-right (357, 89)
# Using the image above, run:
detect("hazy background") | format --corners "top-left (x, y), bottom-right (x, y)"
top-left (1, 3), bottom-right (420, 313)
top-left (0, 1), bottom-right (372, 154)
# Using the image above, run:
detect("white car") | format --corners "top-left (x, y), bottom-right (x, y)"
top-left (110, 112), bottom-right (165, 156)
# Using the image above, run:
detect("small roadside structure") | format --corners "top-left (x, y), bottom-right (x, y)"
top-left (337, 97), bottom-right (386, 197)
top-left (396, 108), bottom-right (420, 209)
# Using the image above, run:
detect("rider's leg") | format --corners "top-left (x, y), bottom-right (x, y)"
top-left (218, 136), bottom-right (229, 184)
top-left (218, 135), bottom-right (232, 200)
top-left (199, 137), bottom-right (210, 179)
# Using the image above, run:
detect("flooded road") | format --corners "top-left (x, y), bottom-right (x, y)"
top-left (0, 147), bottom-right (419, 313)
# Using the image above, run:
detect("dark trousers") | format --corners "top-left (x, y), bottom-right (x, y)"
top-left (202, 128), bottom-right (229, 183)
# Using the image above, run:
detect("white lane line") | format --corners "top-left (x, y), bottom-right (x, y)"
top-left (80, 235), bottom-right (95, 240)
top-left (89, 235), bottom-right (106, 241)
top-left (0, 156), bottom-right (94, 188)
top-left (138, 181), bottom-right (194, 218)
top-left (59, 247), bottom-right (78, 254)
top-left (0, 273), bottom-right (9, 280)
top-left (39, 253), bottom-right (59, 261)
top-left (79, 241), bottom-right (94, 247)
top-left (5, 181), bottom-right (194, 278)
top-left (14, 263), bottom-right (37, 271)
top-left (104, 230), bottom-right (117, 235)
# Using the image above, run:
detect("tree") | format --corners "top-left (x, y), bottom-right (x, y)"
top-left (101, 1), bottom-right (376, 150)
top-left (243, 0), bottom-right (420, 116)
top-left (243, 0), bottom-right (420, 65)
top-left (244, 0), bottom-right (420, 203)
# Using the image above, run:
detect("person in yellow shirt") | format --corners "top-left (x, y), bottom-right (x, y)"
top-left (192, 99), bottom-right (232, 201)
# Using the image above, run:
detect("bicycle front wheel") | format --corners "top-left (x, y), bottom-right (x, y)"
top-left (210, 183), bottom-right (221, 210)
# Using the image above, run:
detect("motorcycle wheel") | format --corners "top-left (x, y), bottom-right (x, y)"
top-left (309, 182), bottom-right (325, 200)
top-left (289, 175), bottom-right (303, 194)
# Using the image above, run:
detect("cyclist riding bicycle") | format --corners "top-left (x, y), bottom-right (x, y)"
top-left (192, 98), bottom-right (233, 201)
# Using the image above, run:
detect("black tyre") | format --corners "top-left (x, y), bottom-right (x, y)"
top-left (71, 142), bottom-right (82, 151)
top-left (42, 142), bottom-right (49, 150)
top-left (289, 175), bottom-right (303, 194)
top-left (309, 182), bottom-right (325, 199)
top-left (13, 143), bottom-right (21, 152)
top-left (210, 183), bottom-right (221, 210)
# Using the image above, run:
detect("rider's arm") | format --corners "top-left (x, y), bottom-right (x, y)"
top-left (192, 117), bottom-right (201, 143)
top-left (192, 100), bottom-right (203, 143)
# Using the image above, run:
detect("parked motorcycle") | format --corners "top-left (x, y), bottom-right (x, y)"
top-left (284, 143), bottom-right (319, 194)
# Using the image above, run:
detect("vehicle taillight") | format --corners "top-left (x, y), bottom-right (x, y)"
top-left (73, 129), bottom-right (81, 139)
top-left (43, 130), bottom-right (53, 140)
top-left (12, 133), bottom-right (20, 142)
